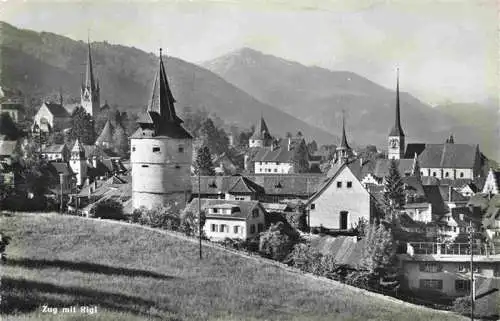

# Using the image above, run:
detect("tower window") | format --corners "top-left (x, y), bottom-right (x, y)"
top-left (152, 147), bottom-right (160, 152)
top-left (141, 165), bottom-right (149, 168)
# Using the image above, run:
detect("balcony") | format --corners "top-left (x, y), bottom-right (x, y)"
top-left (405, 242), bottom-right (499, 256)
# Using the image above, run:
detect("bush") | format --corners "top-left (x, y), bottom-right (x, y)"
top-left (259, 222), bottom-right (299, 261)
top-left (0, 232), bottom-right (11, 264)
top-left (179, 209), bottom-right (205, 237)
top-left (344, 271), bottom-right (376, 290)
top-left (94, 199), bottom-right (125, 220)
top-left (134, 203), bottom-right (181, 230)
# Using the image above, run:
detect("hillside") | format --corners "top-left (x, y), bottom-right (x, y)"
top-left (202, 48), bottom-right (497, 158)
top-left (0, 213), bottom-right (466, 321)
top-left (0, 21), bottom-right (336, 145)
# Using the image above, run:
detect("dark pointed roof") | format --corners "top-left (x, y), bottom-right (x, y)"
top-left (84, 39), bottom-right (97, 91)
top-left (339, 111), bottom-right (350, 149)
top-left (95, 120), bottom-right (114, 146)
top-left (389, 69), bottom-right (404, 137)
top-left (228, 176), bottom-right (265, 194)
top-left (251, 115), bottom-right (272, 140)
top-left (132, 49), bottom-right (192, 139)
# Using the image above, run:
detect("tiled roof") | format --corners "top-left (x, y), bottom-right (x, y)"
top-left (252, 147), bottom-right (294, 163)
top-left (361, 158), bottom-right (414, 179)
top-left (47, 162), bottom-right (74, 176)
top-left (438, 185), bottom-right (469, 202)
top-left (191, 174), bottom-right (325, 197)
top-left (0, 139), bottom-right (17, 156)
top-left (402, 176), bottom-right (426, 197)
top-left (309, 236), bottom-right (364, 268)
top-left (131, 119), bottom-right (192, 139)
top-left (404, 143), bottom-right (426, 159)
top-left (43, 102), bottom-right (70, 118)
top-left (185, 198), bottom-right (262, 219)
top-left (228, 176), bottom-right (265, 194)
top-left (42, 144), bottom-right (66, 153)
top-left (422, 185), bottom-right (446, 214)
top-left (418, 143), bottom-right (479, 169)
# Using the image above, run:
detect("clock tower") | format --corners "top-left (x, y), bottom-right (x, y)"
top-left (388, 69), bottom-right (405, 160)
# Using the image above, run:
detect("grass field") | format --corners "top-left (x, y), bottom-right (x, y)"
top-left (0, 213), bottom-right (467, 321)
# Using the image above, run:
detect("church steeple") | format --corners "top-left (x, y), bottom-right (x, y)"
top-left (249, 112), bottom-right (272, 148)
top-left (388, 68), bottom-right (405, 160)
top-left (80, 37), bottom-right (100, 117)
top-left (336, 110), bottom-right (353, 163)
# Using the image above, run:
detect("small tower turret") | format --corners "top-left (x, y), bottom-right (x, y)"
top-left (388, 68), bottom-right (405, 160)
top-left (69, 138), bottom-right (87, 186)
top-left (335, 110), bottom-right (354, 163)
top-left (249, 113), bottom-right (272, 148)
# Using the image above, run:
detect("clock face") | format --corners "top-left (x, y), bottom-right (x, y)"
top-left (390, 138), bottom-right (399, 148)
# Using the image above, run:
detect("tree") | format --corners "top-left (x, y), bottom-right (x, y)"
top-left (94, 199), bottom-right (125, 220)
top-left (383, 159), bottom-right (405, 218)
top-left (291, 139), bottom-right (309, 173)
top-left (259, 222), bottom-right (299, 261)
top-left (360, 223), bottom-right (396, 276)
top-left (0, 232), bottom-right (11, 264)
top-left (180, 209), bottom-right (206, 237)
top-left (307, 140), bottom-right (318, 154)
top-left (69, 107), bottom-right (96, 145)
top-left (112, 124), bottom-right (129, 158)
top-left (47, 131), bottom-right (65, 145)
top-left (0, 113), bottom-right (21, 140)
top-left (194, 145), bottom-right (215, 176)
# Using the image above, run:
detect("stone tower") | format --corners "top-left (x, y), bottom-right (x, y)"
top-left (249, 114), bottom-right (272, 148)
top-left (388, 68), bottom-right (405, 160)
top-left (335, 111), bottom-right (354, 163)
top-left (80, 39), bottom-right (100, 117)
top-left (130, 49), bottom-right (193, 210)
top-left (69, 138), bottom-right (87, 186)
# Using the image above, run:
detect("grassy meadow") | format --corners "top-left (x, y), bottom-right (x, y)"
top-left (0, 212), bottom-right (467, 321)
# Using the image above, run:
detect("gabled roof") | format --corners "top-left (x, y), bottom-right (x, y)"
top-left (47, 162), bottom-right (74, 176)
top-left (358, 158), bottom-right (414, 180)
top-left (251, 147), bottom-right (294, 163)
top-left (418, 143), bottom-right (479, 168)
top-left (43, 102), bottom-right (70, 118)
top-left (438, 185), bottom-right (469, 203)
top-left (42, 144), bottom-right (66, 153)
top-left (228, 176), bottom-right (265, 194)
top-left (185, 198), bottom-right (263, 219)
top-left (422, 185), bottom-right (446, 214)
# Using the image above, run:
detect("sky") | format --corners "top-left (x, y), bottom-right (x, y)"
top-left (1, 0), bottom-right (498, 105)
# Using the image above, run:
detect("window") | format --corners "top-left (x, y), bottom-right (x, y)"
top-left (211, 224), bottom-right (217, 232)
top-left (310, 204), bottom-right (315, 210)
top-left (175, 165), bottom-right (181, 169)
top-left (274, 169), bottom-right (277, 172)
top-left (347, 181), bottom-right (353, 188)
top-left (220, 224), bottom-right (227, 232)
top-left (234, 226), bottom-right (239, 234)
top-left (252, 209), bottom-right (259, 218)
top-left (178, 146), bottom-right (184, 153)
top-left (495, 267), bottom-right (500, 277)
top-left (212, 208), bottom-right (218, 214)
top-left (337, 181), bottom-right (342, 188)
top-left (455, 280), bottom-right (471, 292)
top-left (433, 172), bottom-right (437, 177)
top-left (141, 165), bottom-right (149, 168)
top-left (258, 223), bottom-right (264, 232)
top-left (457, 264), bottom-right (469, 273)
top-left (473, 265), bottom-right (481, 273)
top-left (132, 146), bottom-right (136, 152)
top-left (152, 147), bottom-right (160, 152)
top-left (445, 172), bottom-right (449, 177)
top-left (419, 263), bottom-right (443, 273)
top-left (419, 279), bottom-right (443, 290)
top-left (460, 172), bottom-right (464, 178)
top-left (250, 224), bottom-right (256, 234)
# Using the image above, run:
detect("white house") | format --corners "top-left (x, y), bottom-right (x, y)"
top-left (185, 199), bottom-right (266, 241)
top-left (482, 168), bottom-right (500, 195)
top-left (306, 161), bottom-right (379, 230)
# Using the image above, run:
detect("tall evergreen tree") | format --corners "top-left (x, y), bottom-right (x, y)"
top-left (361, 223), bottom-right (396, 276)
top-left (112, 124), bottom-right (129, 158)
top-left (194, 145), bottom-right (215, 176)
top-left (291, 140), bottom-right (309, 173)
top-left (0, 113), bottom-right (21, 140)
top-left (69, 107), bottom-right (96, 145)
top-left (383, 159), bottom-right (405, 217)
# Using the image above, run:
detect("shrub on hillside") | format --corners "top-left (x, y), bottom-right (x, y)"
top-left (134, 203), bottom-right (181, 230)
top-left (259, 222), bottom-right (300, 261)
top-left (94, 199), bottom-right (125, 220)
top-left (0, 232), bottom-right (11, 264)
top-left (179, 209), bottom-right (206, 237)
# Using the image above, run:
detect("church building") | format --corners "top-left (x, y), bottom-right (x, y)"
top-left (130, 49), bottom-right (193, 210)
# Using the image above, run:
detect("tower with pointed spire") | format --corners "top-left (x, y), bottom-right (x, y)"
top-left (69, 138), bottom-right (87, 186)
top-left (80, 38), bottom-right (100, 117)
top-left (249, 113), bottom-right (272, 148)
top-left (130, 49), bottom-right (193, 210)
top-left (388, 68), bottom-right (405, 160)
top-left (335, 111), bottom-right (354, 163)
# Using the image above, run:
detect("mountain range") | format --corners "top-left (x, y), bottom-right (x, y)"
top-left (202, 48), bottom-right (498, 159)
top-left (0, 21), bottom-right (336, 145)
top-left (0, 21), bottom-right (497, 159)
